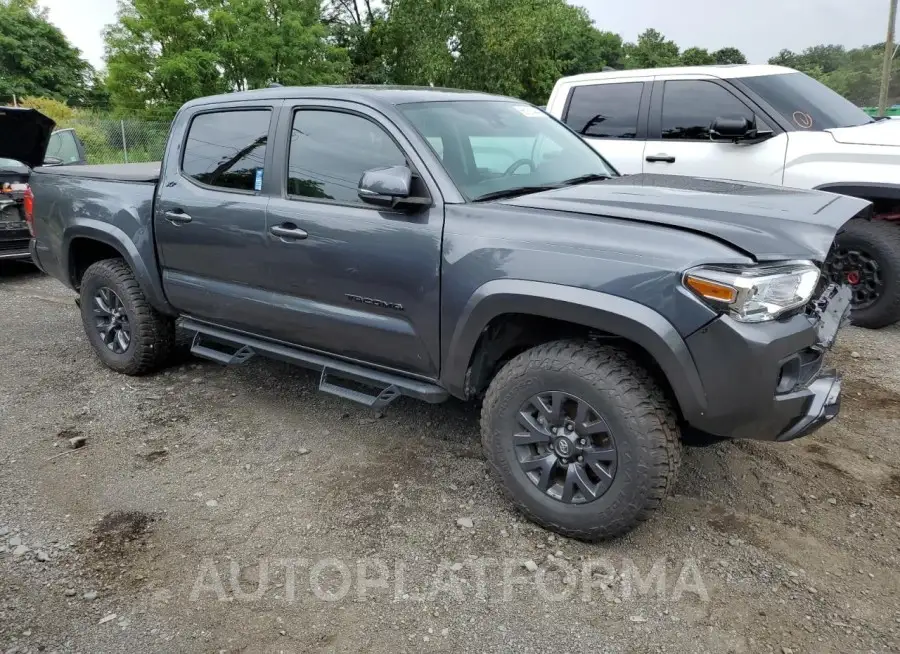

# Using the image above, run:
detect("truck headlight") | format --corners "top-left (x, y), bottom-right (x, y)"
top-left (683, 261), bottom-right (820, 323)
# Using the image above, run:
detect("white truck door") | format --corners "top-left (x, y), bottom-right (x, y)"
top-left (643, 77), bottom-right (788, 185)
top-left (547, 77), bottom-right (650, 175)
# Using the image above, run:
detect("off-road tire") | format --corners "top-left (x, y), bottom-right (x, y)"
top-left (481, 340), bottom-right (681, 541)
top-left (833, 219), bottom-right (900, 329)
top-left (79, 258), bottom-right (176, 375)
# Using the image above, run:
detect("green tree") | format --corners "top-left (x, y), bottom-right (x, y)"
top-left (680, 47), bottom-right (716, 66)
top-left (622, 29), bottom-right (680, 69)
top-left (207, 0), bottom-right (347, 90)
top-left (325, 0), bottom-right (392, 84)
top-left (712, 47), bottom-right (747, 65)
top-left (0, 0), bottom-right (93, 105)
top-left (104, 0), bottom-right (347, 118)
top-left (382, 0), bottom-right (619, 104)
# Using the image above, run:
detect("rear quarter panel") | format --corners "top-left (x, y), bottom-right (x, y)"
top-left (30, 170), bottom-right (170, 312)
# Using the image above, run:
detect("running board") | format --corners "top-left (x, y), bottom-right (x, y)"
top-left (182, 318), bottom-right (448, 406)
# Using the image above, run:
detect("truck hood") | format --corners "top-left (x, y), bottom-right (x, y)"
top-left (0, 107), bottom-right (55, 169)
top-left (502, 173), bottom-right (870, 261)
top-left (828, 118), bottom-right (900, 146)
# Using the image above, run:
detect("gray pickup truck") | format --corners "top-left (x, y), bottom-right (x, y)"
top-left (25, 86), bottom-right (863, 540)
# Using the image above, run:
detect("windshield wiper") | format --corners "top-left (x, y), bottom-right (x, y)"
top-left (472, 174), bottom-right (612, 203)
top-left (557, 173), bottom-right (610, 187)
top-left (472, 186), bottom-right (557, 202)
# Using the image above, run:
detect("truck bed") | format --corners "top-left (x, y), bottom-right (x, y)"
top-left (32, 161), bottom-right (160, 183)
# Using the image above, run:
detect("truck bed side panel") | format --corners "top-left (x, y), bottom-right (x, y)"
top-left (29, 170), bottom-right (172, 314)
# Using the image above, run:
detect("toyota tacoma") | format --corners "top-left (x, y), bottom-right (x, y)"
top-left (24, 86), bottom-right (861, 540)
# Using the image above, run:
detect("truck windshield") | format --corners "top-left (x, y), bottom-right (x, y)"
top-left (399, 100), bottom-right (617, 201)
top-left (740, 72), bottom-right (875, 131)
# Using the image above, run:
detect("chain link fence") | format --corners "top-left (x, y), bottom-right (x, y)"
top-left (62, 117), bottom-right (172, 165)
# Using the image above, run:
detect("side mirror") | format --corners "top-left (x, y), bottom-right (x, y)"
top-left (358, 165), bottom-right (429, 210)
top-left (42, 156), bottom-right (63, 166)
top-left (710, 117), bottom-right (753, 141)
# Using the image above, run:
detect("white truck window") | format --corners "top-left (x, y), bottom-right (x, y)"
top-left (661, 81), bottom-right (762, 140)
top-left (563, 83), bottom-right (643, 139)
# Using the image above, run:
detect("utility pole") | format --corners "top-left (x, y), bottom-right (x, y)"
top-left (878, 0), bottom-right (899, 116)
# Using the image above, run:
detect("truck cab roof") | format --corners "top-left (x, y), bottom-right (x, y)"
top-left (556, 64), bottom-right (796, 86)
top-left (181, 85), bottom-right (516, 113)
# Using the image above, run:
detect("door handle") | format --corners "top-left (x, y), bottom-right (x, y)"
top-left (270, 224), bottom-right (309, 240)
top-left (164, 210), bottom-right (192, 224)
top-left (645, 154), bottom-right (676, 163)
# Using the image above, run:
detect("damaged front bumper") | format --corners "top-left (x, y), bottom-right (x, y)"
top-left (683, 283), bottom-right (850, 442)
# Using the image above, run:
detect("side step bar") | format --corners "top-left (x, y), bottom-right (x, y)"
top-left (182, 318), bottom-right (448, 407)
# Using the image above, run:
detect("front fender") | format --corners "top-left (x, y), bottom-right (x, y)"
top-left (64, 220), bottom-right (173, 315)
top-left (441, 279), bottom-right (707, 422)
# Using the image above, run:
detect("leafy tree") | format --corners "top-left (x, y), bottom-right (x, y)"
top-left (104, 0), bottom-right (348, 118)
top-left (712, 47), bottom-right (747, 65)
top-left (382, 0), bottom-right (614, 104)
top-left (622, 29), bottom-right (680, 69)
top-left (680, 47), bottom-right (716, 66)
top-left (0, 0), bottom-right (93, 105)
top-left (207, 0), bottom-right (348, 90)
top-left (325, 0), bottom-right (392, 84)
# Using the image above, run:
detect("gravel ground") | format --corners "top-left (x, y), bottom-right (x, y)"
top-left (1, 260), bottom-right (899, 654)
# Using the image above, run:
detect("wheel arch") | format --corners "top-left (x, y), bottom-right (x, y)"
top-left (64, 221), bottom-right (174, 315)
top-left (441, 280), bottom-right (707, 422)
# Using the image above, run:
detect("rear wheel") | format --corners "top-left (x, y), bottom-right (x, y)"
top-left (79, 259), bottom-right (176, 375)
top-left (480, 340), bottom-right (681, 541)
top-left (825, 219), bottom-right (900, 329)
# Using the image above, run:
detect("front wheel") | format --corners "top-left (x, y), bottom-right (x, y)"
top-left (480, 340), bottom-right (681, 541)
top-left (825, 219), bottom-right (900, 329)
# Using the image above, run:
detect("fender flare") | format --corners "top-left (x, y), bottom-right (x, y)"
top-left (63, 219), bottom-right (174, 315)
top-left (814, 182), bottom-right (900, 204)
top-left (441, 279), bottom-right (707, 421)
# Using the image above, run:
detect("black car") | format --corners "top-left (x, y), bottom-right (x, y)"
top-left (0, 108), bottom-right (86, 262)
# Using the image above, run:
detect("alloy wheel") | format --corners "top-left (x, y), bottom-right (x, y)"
top-left (93, 287), bottom-right (132, 354)
top-left (513, 391), bottom-right (618, 504)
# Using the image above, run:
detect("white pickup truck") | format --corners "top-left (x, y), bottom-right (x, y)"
top-left (546, 64), bottom-right (900, 328)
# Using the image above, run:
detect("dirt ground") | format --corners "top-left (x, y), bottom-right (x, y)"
top-left (1, 260), bottom-right (898, 654)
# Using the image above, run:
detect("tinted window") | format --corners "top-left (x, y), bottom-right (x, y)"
top-left (661, 81), bottom-right (759, 140)
top-left (288, 111), bottom-right (406, 203)
top-left (740, 72), bottom-right (873, 130)
top-left (182, 110), bottom-right (271, 191)
top-left (564, 83), bottom-right (643, 139)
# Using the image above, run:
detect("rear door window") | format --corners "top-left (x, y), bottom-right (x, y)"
top-left (563, 82), bottom-right (644, 139)
top-left (182, 110), bottom-right (272, 191)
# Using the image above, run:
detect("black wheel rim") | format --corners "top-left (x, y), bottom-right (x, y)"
top-left (513, 391), bottom-right (617, 504)
top-left (825, 247), bottom-right (882, 310)
top-left (93, 287), bottom-right (132, 354)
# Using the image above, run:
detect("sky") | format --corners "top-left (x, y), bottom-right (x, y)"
top-left (42, 0), bottom-right (895, 69)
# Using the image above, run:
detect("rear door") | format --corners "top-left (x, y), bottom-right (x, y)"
top-left (154, 102), bottom-right (280, 332)
top-left (643, 76), bottom-right (788, 185)
top-left (261, 101), bottom-right (445, 377)
top-left (556, 78), bottom-right (650, 175)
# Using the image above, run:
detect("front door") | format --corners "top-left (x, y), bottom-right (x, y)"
top-left (154, 104), bottom-right (279, 333)
top-left (643, 78), bottom-right (788, 185)
top-left (260, 102), bottom-right (444, 377)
